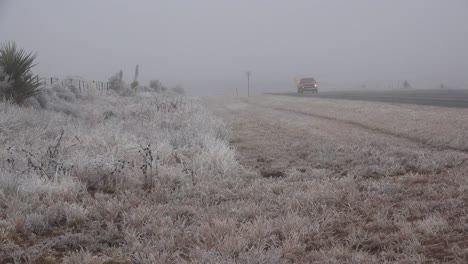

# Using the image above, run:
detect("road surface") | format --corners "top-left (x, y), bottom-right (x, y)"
top-left (271, 89), bottom-right (468, 108)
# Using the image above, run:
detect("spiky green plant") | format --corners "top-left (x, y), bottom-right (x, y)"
top-left (0, 42), bottom-right (42, 104)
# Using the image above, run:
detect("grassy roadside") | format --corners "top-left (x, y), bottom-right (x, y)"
top-left (0, 87), bottom-right (246, 263)
top-left (251, 95), bottom-right (468, 151)
top-left (205, 96), bottom-right (468, 263)
top-left (1, 91), bottom-right (468, 263)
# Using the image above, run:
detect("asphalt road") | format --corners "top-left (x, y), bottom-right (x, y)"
top-left (271, 89), bottom-right (468, 108)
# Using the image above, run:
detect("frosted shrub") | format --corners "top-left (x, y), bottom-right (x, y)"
top-left (52, 84), bottom-right (77, 102)
top-left (170, 85), bottom-right (185, 95)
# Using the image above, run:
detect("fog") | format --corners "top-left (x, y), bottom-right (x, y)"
top-left (1, 0), bottom-right (467, 95)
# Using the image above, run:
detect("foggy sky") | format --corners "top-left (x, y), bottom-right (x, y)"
top-left (1, 0), bottom-right (468, 95)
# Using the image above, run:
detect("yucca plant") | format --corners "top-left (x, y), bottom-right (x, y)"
top-left (0, 66), bottom-right (10, 93)
top-left (0, 42), bottom-right (42, 104)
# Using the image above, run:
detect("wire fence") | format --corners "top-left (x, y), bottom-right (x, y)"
top-left (38, 76), bottom-right (111, 94)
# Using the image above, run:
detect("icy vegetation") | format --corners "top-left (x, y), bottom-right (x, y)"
top-left (1, 86), bottom-right (468, 263)
top-left (0, 84), bottom-right (245, 263)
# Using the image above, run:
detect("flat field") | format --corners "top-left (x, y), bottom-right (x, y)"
top-left (1, 90), bottom-right (468, 263)
top-left (204, 95), bottom-right (468, 263)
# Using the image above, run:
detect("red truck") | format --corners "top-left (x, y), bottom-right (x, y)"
top-left (296, 78), bottom-right (318, 94)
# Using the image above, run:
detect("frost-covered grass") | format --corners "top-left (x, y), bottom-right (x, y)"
top-left (0, 87), bottom-right (247, 263)
top-left (1, 90), bottom-right (468, 263)
top-left (252, 95), bottom-right (468, 150)
top-left (204, 96), bottom-right (468, 263)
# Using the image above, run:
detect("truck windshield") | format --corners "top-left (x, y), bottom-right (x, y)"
top-left (300, 78), bottom-right (315, 83)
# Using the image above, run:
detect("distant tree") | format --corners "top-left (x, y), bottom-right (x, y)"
top-left (0, 42), bottom-right (42, 104)
top-left (149, 80), bottom-right (162, 92)
top-left (171, 85), bottom-right (185, 95)
top-left (109, 70), bottom-right (125, 92)
top-left (403, 80), bottom-right (411, 89)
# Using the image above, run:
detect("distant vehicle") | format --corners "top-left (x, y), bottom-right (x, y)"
top-left (296, 77), bottom-right (318, 93)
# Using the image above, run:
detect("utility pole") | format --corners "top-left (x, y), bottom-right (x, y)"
top-left (246, 70), bottom-right (251, 97)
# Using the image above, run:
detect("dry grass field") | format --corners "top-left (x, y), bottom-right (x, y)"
top-left (0, 86), bottom-right (244, 263)
top-left (1, 90), bottom-right (468, 263)
top-left (204, 95), bottom-right (468, 263)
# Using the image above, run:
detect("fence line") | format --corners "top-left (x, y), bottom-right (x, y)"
top-left (39, 76), bottom-right (111, 94)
